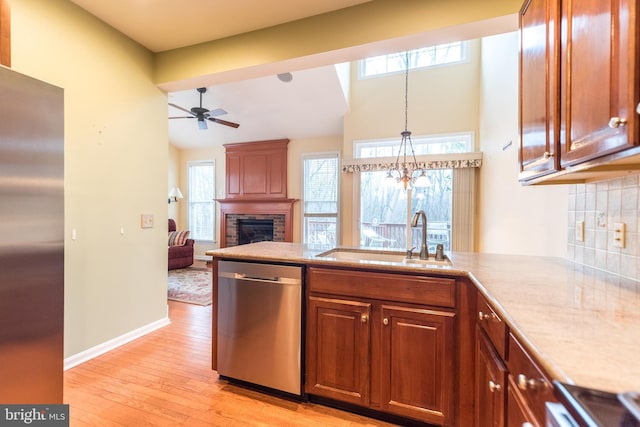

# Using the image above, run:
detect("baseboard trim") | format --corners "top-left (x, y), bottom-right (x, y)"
top-left (63, 315), bottom-right (171, 371)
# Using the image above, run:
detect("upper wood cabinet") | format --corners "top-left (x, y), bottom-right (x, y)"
top-left (519, 0), bottom-right (560, 181)
top-left (559, 0), bottom-right (638, 167)
top-left (224, 139), bottom-right (289, 199)
top-left (519, 0), bottom-right (640, 183)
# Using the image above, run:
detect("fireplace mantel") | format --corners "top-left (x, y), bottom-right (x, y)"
top-left (216, 198), bottom-right (297, 248)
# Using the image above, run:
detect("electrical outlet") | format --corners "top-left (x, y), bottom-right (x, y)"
top-left (613, 222), bottom-right (626, 248)
top-left (575, 220), bottom-right (585, 242)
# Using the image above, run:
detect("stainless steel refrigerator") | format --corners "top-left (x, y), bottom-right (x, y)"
top-left (0, 66), bottom-right (64, 403)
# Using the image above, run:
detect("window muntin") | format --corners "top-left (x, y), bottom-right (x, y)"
top-left (187, 161), bottom-right (215, 241)
top-left (359, 42), bottom-right (468, 79)
top-left (303, 153), bottom-right (339, 249)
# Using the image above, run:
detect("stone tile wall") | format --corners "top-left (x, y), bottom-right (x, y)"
top-left (567, 173), bottom-right (640, 280)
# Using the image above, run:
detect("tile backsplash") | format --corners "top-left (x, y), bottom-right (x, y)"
top-left (568, 173), bottom-right (640, 280)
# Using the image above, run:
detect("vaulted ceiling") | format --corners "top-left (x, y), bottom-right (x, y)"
top-left (69, 1), bottom-right (517, 148)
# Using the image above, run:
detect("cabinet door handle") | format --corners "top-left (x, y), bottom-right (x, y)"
top-left (361, 315), bottom-right (368, 323)
top-left (517, 373), bottom-right (548, 391)
top-left (478, 311), bottom-right (500, 323)
top-left (488, 380), bottom-right (502, 393)
top-left (609, 117), bottom-right (628, 128)
top-left (383, 318), bottom-right (389, 326)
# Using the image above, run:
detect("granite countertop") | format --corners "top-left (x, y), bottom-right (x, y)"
top-left (206, 242), bottom-right (640, 394)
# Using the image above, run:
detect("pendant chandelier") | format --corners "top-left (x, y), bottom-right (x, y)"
top-left (386, 51), bottom-right (430, 190)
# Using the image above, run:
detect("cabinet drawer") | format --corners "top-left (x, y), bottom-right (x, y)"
top-left (307, 267), bottom-right (456, 308)
top-left (507, 333), bottom-right (555, 425)
top-left (477, 293), bottom-right (507, 359)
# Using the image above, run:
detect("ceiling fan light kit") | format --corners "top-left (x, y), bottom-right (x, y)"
top-left (169, 87), bottom-right (240, 129)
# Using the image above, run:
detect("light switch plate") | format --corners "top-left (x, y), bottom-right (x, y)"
top-left (141, 213), bottom-right (154, 229)
top-left (613, 222), bottom-right (625, 248)
top-left (575, 220), bottom-right (585, 242)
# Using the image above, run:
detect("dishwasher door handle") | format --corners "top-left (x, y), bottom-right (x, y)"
top-left (236, 273), bottom-right (280, 283)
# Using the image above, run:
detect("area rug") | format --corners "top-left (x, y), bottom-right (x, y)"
top-left (168, 266), bottom-right (213, 306)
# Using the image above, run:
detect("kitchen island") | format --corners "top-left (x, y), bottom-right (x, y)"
top-left (208, 242), bottom-right (640, 425)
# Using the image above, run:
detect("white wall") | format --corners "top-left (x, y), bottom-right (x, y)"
top-left (477, 32), bottom-right (568, 257)
top-left (11, 0), bottom-right (169, 357)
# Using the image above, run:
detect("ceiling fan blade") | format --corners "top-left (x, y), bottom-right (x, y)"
top-left (168, 116), bottom-right (196, 119)
top-left (208, 117), bottom-right (240, 128)
top-left (197, 119), bottom-right (208, 130)
top-left (169, 103), bottom-right (196, 116)
top-left (207, 108), bottom-right (227, 117)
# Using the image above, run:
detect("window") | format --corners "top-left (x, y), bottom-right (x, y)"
top-left (354, 133), bottom-right (476, 252)
top-left (359, 42), bottom-right (468, 79)
top-left (187, 161), bottom-right (215, 241)
top-left (302, 153), bottom-right (339, 249)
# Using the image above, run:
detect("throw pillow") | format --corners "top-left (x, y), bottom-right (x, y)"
top-left (168, 230), bottom-right (190, 246)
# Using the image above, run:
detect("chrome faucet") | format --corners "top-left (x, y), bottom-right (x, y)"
top-left (411, 210), bottom-right (429, 260)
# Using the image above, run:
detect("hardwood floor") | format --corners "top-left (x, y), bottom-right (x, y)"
top-left (64, 298), bottom-right (397, 426)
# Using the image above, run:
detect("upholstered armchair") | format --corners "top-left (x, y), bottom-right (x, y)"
top-left (168, 219), bottom-right (194, 270)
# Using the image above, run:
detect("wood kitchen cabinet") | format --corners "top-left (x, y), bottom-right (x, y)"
top-left (519, 0), bottom-right (560, 181)
top-left (305, 296), bottom-right (371, 406)
top-left (379, 304), bottom-right (455, 424)
top-left (305, 267), bottom-right (456, 426)
top-left (559, 0), bottom-right (638, 167)
top-left (474, 291), bottom-right (555, 427)
top-left (475, 327), bottom-right (507, 427)
top-left (519, 0), bottom-right (640, 183)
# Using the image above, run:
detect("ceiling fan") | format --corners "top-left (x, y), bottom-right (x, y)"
top-left (169, 87), bottom-right (239, 130)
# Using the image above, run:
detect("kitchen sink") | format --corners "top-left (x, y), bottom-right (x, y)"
top-left (316, 248), bottom-right (407, 263)
top-left (316, 248), bottom-right (452, 266)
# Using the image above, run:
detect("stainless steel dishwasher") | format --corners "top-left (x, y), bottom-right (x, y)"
top-left (217, 260), bottom-right (302, 396)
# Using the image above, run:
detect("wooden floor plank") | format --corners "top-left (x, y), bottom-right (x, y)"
top-left (64, 299), bottom-right (396, 426)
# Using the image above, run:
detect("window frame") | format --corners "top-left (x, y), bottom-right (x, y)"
top-left (301, 151), bottom-right (340, 248)
top-left (187, 160), bottom-right (215, 242)
top-left (357, 41), bottom-right (470, 80)
top-left (352, 133), bottom-right (476, 251)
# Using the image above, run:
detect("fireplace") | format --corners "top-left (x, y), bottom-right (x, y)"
top-left (221, 210), bottom-right (290, 247)
top-left (217, 139), bottom-right (297, 247)
top-left (237, 218), bottom-right (275, 245)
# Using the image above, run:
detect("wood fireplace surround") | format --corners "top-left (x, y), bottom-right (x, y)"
top-left (217, 139), bottom-right (296, 248)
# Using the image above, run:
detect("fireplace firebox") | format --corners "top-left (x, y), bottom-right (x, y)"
top-left (238, 219), bottom-right (274, 245)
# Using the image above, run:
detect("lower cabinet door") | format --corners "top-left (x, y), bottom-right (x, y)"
top-left (379, 304), bottom-right (455, 425)
top-left (305, 296), bottom-right (371, 406)
top-left (507, 377), bottom-right (539, 427)
top-left (475, 327), bottom-right (507, 427)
